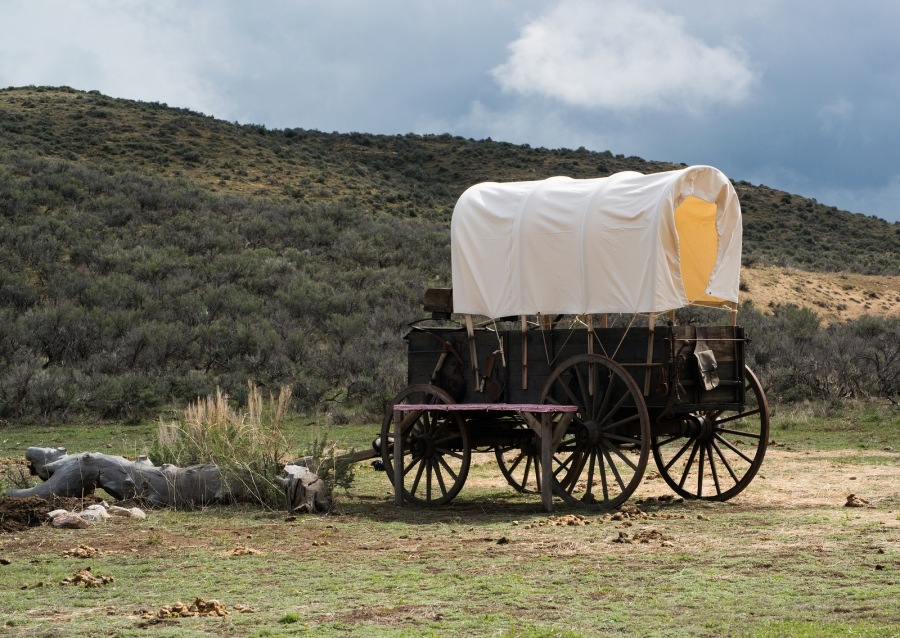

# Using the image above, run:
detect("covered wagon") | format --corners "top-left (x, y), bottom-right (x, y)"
top-left (379, 165), bottom-right (769, 511)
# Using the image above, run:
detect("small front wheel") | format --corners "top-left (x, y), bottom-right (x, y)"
top-left (380, 384), bottom-right (470, 506)
top-left (495, 424), bottom-right (541, 494)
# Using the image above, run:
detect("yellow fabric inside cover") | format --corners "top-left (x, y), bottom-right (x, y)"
top-left (675, 195), bottom-right (723, 305)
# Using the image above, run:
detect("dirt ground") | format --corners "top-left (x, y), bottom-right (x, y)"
top-left (1, 447), bottom-right (898, 554)
top-left (741, 264), bottom-right (900, 324)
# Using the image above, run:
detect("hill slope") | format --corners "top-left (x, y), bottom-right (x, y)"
top-left (2, 86), bottom-right (897, 274)
top-left (0, 86), bottom-right (897, 421)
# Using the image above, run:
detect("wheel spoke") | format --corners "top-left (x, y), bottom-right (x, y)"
top-left (409, 458), bottom-right (426, 492)
top-left (433, 459), bottom-right (449, 497)
top-left (554, 377), bottom-right (582, 411)
top-left (716, 425), bottom-right (762, 439)
top-left (595, 372), bottom-right (615, 422)
top-left (711, 438), bottom-right (740, 484)
top-left (715, 408), bottom-right (762, 427)
top-left (601, 445), bottom-right (627, 493)
top-left (506, 450), bottom-right (526, 474)
top-left (706, 442), bottom-right (722, 496)
top-left (433, 434), bottom-right (463, 448)
top-left (566, 450), bottom-right (590, 496)
top-left (596, 448), bottom-right (610, 502)
top-left (654, 433), bottom-right (683, 448)
top-left (678, 440), bottom-right (701, 488)
top-left (573, 365), bottom-right (592, 416)
top-left (597, 391), bottom-right (632, 429)
top-left (435, 453), bottom-right (460, 484)
top-left (604, 432), bottom-right (642, 446)
top-left (577, 448), bottom-right (595, 502)
top-left (663, 437), bottom-right (695, 473)
top-left (696, 441), bottom-right (706, 497)
top-left (601, 412), bottom-right (641, 433)
top-left (713, 431), bottom-right (754, 464)
top-left (602, 439), bottom-right (640, 472)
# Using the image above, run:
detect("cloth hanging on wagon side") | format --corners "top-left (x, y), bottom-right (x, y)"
top-left (450, 165), bottom-right (742, 318)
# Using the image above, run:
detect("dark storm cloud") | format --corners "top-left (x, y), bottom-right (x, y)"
top-left (1, 0), bottom-right (898, 221)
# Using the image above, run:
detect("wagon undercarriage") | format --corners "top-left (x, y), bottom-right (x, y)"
top-left (378, 315), bottom-right (770, 512)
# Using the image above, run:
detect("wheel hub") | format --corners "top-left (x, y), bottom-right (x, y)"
top-left (576, 420), bottom-right (602, 446)
top-left (681, 414), bottom-right (715, 441)
top-left (410, 434), bottom-right (435, 458)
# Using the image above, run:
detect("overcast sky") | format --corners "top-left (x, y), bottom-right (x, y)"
top-left (2, 0), bottom-right (900, 222)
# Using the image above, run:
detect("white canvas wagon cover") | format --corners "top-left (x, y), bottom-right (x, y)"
top-left (450, 165), bottom-right (742, 318)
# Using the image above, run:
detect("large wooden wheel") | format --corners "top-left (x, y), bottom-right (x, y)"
top-left (540, 354), bottom-right (651, 509)
top-left (494, 424), bottom-right (541, 494)
top-left (651, 365), bottom-right (769, 501)
top-left (380, 384), bottom-right (470, 506)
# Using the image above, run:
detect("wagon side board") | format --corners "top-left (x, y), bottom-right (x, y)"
top-left (405, 324), bottom-right (746, 414)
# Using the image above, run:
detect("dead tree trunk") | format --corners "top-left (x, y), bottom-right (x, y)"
top-left (5, 447), bottom-right (332, 512)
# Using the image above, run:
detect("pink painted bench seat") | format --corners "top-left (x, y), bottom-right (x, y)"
top-left (393, 403), bottom-right (578, 413)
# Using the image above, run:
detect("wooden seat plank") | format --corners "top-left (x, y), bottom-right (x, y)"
top-left (392, 403), bottom-right (578, 413)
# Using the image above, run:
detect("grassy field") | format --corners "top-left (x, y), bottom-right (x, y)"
top-left (1, 402), bottom-right (898, 638)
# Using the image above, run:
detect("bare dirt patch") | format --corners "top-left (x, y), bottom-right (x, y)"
top-left (741, 264), bottom-right (900, 323)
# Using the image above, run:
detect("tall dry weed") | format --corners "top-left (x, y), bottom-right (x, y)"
top-left (152, 382), bottom-right (292, 507)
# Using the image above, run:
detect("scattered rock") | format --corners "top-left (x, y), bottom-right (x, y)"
top-left (227, 545), bottom-right (260, 556)
top-left (51, 513), bottom-right (89, 529)
top-left (612, 528), bottom-right (674, 545)
top-left (157, 598), bottom-right (230, 618)
top-left (108, 505), bottom-right (147, 519)
top-left (233, 604), bottom-right (256, 613)
top-left (80, 504), bottom-right (110, 522)
top-left (61, 566), bottom-right (113, 587)
top-left (845, 494), bottom-right (872, 508)
top-left (64, 545), bottom-right (99, 558)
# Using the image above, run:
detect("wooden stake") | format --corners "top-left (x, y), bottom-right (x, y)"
top-left (521, 315), bottom-right (528, 391)
top-left (643, 314), bottom-right (655, 396)
top-left (465, 314), bottom-right (481, 392)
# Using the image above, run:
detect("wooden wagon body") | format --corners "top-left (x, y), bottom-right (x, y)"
top-left (406, 323), bottom-right (746, 412)
top-left (377, 167), bottom-right (769, 511)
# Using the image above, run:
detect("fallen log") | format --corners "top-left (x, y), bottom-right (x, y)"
top-left (5, 447), bottom-right (332, 512)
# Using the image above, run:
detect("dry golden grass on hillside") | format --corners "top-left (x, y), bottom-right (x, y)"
top-left (741, 265), bottom-right (900, 324)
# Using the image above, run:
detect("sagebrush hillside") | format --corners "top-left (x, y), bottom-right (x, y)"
top-left (0, 86), bottom-right (897, 422)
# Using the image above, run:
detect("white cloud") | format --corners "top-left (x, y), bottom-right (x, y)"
top-left (0, 1), bottom-right (233, 118)
top-left (492, 0), bottom-right (756, 112)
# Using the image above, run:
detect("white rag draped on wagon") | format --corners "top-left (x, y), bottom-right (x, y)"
top-left (379, 166), bottom-right (769, 513)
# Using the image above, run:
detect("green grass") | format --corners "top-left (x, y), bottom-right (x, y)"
top-left (2, 402), bottom-right (899, 637)
top-left (769, 401), bottom-right (899, 451)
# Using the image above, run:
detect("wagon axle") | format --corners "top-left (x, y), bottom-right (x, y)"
top-left (679, 413), bottom-right (715, 441)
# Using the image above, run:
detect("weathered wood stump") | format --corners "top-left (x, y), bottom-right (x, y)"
top-left (5, 447), bottom-right (332, 512)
